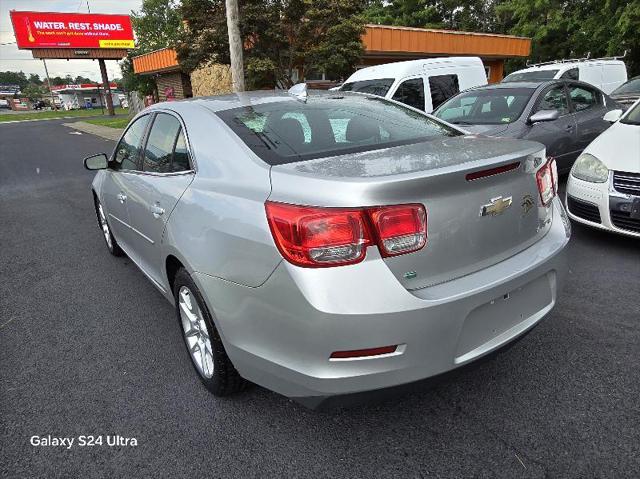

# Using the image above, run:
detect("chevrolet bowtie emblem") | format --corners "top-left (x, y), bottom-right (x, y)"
top-left (480, 196), bottom-right (513, 217)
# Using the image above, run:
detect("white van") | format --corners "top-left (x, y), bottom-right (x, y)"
top-left (337, 57), bottom-right (488, 113)
top-left (503, 58), bottom-right (628, 94)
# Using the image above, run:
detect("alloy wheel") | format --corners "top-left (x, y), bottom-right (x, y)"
top-left (97, 203), bottom-right (112, 249)
top-left (178, 286), bottom-right (214, 378)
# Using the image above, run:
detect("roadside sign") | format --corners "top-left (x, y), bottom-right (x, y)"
top-left (10, 11), bottom-right (134, 50)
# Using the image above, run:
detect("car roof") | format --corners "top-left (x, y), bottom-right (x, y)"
top-left (144, 89), bottom-right (403, 116)
top-left (512, 59), bottom-right (626, 72)
top-left (344, 57), bottom-right (483, 83)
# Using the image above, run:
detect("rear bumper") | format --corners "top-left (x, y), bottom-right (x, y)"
top-left (566, 174), bottom-right (640, 238)
top-left (193, 197), bottom-right (570, 406)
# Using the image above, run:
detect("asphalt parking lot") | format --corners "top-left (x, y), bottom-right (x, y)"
top-left (1, 118), bottom-right (639, 478)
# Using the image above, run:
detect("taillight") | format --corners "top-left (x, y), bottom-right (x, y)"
top-left (368, 204), bottom-right (427, 257)
top-left (265, 202), bottom-right (371, 267)
top-left (536, 158), bottom-right (557, 206)
top-left (265, 201), bottom-right (427, 267)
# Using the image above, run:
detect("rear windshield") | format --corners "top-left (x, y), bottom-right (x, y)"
top-left (612, 77), bottom-right (640, 95)
top-left (340, 78), bottom-right (394, 96)
top-left (434, 88), bottom-right (534, 125)
top-left (217, 94), bottom-right (461, 165)
top-left (621, 101), bottom-right (640, 125)
top-left (503, 70), bottom-right (559, 82)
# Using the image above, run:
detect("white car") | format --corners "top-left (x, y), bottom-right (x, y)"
top-left (566, 99), bottom-right (640, 237)
top-left (337, 57), bottom-right (488, 113)
top-left (503, 57), bottom-right (627, 94)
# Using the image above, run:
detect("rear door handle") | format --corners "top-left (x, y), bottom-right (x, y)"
top-left (117, 193), bottom-right (127, 203)
top-left (151, 204), bottom-right (165, 219)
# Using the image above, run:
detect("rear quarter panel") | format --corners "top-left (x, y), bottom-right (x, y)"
top-left (162, 105), bottom-right (281, 287)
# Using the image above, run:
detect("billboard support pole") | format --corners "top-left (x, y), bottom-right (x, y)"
top-left (98, 59), bottom-right (115, 116)
top-left (42, 59), bottom-right (57, 110)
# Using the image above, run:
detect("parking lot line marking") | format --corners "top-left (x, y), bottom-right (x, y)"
top-left (0, 316), bottom-right (16, 330)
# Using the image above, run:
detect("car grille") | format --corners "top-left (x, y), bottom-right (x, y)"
top-left (567, 196), bottom-right (601, 223)
top-left (613, 171), bottom-right (640, 196)
top-left (610, 210), bottom-right (640, 233)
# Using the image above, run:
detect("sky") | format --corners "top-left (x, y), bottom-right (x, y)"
top-left (1, 0), bottom-right (143, 82)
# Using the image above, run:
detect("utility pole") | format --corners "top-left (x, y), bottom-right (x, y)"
top-left (42, 59), bottom-right (57, 110)
top-left (98, 59), bottom-right (115, 116)
top-left (225, 0), bottom-right (245, 92)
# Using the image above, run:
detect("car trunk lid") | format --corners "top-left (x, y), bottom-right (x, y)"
top-left (269, 136), bottom-right (552, 289)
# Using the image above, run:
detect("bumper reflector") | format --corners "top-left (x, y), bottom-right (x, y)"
top-left (330, 345), bottom-right (398, 359)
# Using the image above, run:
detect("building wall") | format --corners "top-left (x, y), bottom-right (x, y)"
top-left (156, 72), bottom-right (192, 101)
top-left (484, 59), bottom-right (505, 84)
top-left (190, 63), bottom-right (233, 97)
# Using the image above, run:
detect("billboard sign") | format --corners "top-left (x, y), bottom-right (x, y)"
top-left (10, 11), bottom-right (134, 50)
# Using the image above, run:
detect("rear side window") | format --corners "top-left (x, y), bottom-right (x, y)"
top-left (172, 131), bottom-right (191, 172)
top-left (569, 85), bottom-right (600, 112)
top-left (537, 86), bottom-right (569, 115)
top-left (391, 78), bottom-right (425, 111)
top-left (113, 115), bottom-right (150, 171)
top-left (217, 94), bottom-right (460, 165)
top-left (143, 113), bottom-right (191, 173)
top-left (340, 78), bottom-right (394, 96)
top-left (428, 74), bottom-right (460, 110)
top-left (560, 68), bottom-right (579, 81)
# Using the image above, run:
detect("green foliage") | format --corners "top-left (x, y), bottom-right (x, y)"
top-left (120, 0), bottom-right (183, 95)
top-left (22, 84), bottom-right (45, 101)
top-left (494, 0), bottom-right (640, 76)
top-left (176, 0), bottom-right (367, 88)
top-left (0, 71), bottom-right (28, 89)
top-left (363, 1), bottom-right (639, 76)
top-left (363, 0), bottom-right (498, 31)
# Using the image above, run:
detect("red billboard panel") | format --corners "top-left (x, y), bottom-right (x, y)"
top-left (10, 11), bottom-right (134, 50)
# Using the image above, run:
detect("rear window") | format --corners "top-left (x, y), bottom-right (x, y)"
top-left (340, 78), bottom-right (394, 96)
top-left (435, 88), bottom-right (534, 125)
top-left (217, 94), bottom-right (460, 165)
top-left (503, 69), bottom-right (559, 82)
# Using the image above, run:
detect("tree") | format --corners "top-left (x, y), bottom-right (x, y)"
top-left (496, 0), bottom-right (640, 76)
top-left (120, 0), bottom-right (183, 95)
top-left (0, 71), bottom-right (28, 89)
top-left (363, 0), bottom-right (498, 32)
top-left (176, 0), bottom-right (367, 89)
top-left (22, 84), bottom-right (45, 101)
top-left (28, 73), bottom-right (43, 85)
top-left (74, 75), bottom-right (94, 84)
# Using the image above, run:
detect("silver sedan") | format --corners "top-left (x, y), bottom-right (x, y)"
top-left (85, 88), bottom-right (570, 407)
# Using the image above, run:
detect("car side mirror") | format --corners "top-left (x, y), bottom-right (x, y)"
top-left (603, 109), bottom-right (623, 123)
top-left (84, 153), bottom-right (109, 170)
top-left (529, 109), bottom-right (560, 124)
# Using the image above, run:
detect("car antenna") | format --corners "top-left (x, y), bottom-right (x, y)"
top-left (288, 83), bottom-right (308, 103)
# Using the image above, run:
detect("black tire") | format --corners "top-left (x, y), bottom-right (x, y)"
top-left (173, 268), bottom-right (246, 396)
top-left (94, 197), bottom-right (124, 256)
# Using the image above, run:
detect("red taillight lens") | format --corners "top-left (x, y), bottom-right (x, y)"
top-left (265, 202), bottom-right (371, 267)
top-left (536, 159), bottom-right (557, 206)
top-left (368, 204), bottom-right (427, 257)
top-left (265, 202), bottom-right (427, 267)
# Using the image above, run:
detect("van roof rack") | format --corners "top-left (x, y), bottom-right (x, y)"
top-left (526, 50), bottom-right (627, 68)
